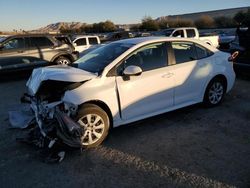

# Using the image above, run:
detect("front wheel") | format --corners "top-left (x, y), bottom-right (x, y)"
top-left (55, 56), bottom-right (71, 65)
top-left (76, 104), bottom-right (110, 148)
top-left (203, 78), bottom-right (226, 107)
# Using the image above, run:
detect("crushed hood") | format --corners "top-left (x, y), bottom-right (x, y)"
top-left (26, 65), bottom-right (97, 95)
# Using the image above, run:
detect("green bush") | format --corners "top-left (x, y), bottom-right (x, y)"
top-left (195, 15), bottom-right (215, 29)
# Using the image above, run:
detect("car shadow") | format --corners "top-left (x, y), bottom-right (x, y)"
top-left (0, 70), bottom-right (32, 83)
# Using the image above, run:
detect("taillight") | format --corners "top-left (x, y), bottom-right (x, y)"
top-left (228, 51), bottom-right (239, 62)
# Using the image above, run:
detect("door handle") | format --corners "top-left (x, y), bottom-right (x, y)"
top-left (17, 50), bottom-right (24, 53)
top-left (162, 73), bottom-right (174, 78)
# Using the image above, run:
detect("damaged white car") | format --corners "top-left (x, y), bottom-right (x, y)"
top-left (23, 37), bottom-right (236, 148)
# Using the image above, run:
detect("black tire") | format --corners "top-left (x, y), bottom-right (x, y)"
top-left (203, 78), bottom-right (226, 107)
top-left (76, 104), bottom-right (110, 148)
top-left (55, 56), bottom-right (71, 65)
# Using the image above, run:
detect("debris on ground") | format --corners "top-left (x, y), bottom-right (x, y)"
top-left (9, 104), bottom-right (84, 163)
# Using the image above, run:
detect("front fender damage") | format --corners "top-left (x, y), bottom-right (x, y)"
top-left (9, 96), bottom-right (84, 163)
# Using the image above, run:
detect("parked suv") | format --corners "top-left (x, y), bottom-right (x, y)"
top-left (0, 34), bottom-right (78, 73)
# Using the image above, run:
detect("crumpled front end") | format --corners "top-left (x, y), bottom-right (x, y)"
top-left (26, 65), bottom-right (96, 95)
top-left (23, 94), bottom-right (83, 148)
top-left (16, 65), bottom-right (97, 149)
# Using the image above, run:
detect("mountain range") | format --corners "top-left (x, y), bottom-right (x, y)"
top-left (32, 22), bottom-right (85, 33)
top-left (33, 6), bottom-right (249, 33)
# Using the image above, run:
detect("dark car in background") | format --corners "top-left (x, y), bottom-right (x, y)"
top-left (229, 27), bottom-right (250, 76)
top-left (0, 34), bottom-right (78, 73)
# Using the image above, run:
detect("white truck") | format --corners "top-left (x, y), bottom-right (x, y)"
top-left (72, 35), bottom-right (101, 53)
top-left (155, 27), bottom-right (219, 48)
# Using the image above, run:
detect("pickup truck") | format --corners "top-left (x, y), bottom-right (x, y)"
top-left (154, 27), bottom-right (219, 48)
top-left (72, 35), bottom-right (101, 53)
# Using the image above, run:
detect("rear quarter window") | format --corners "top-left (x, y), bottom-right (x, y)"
top-left (195, 44), bottom-right (214, 59)
top-left (29, 37), bottom-right (54, 48)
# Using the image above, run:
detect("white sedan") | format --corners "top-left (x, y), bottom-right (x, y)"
top-left (27, 37), bottom-right (236, 148)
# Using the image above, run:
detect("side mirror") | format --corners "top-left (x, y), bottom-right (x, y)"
top-left (123, 65), bottom-right (142, 76)
top-left (73, 42), bottom-right (77, 47)
top-left (0, 44), bottom-right (3, 50)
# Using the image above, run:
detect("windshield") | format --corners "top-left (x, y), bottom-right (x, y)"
top-left (74, 42), bottom-right (134, 74)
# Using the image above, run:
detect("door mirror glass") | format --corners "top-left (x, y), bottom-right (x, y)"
top-left (123, 65), bottom-right (142, 76)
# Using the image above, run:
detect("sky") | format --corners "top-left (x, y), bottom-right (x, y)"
top-left (0, 0), bottom-right (250, 31)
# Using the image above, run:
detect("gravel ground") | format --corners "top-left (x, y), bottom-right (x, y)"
top-left (0, 76), bottom-right (249, 188)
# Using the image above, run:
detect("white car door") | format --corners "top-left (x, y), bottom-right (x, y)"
top-left (115, 42), bottom-right (174, 121)
top-left (170, 41), bottom-right (212, 105)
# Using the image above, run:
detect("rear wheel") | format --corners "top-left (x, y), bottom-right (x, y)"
top-left (55, 56), bottom-right (71, 65)
top-left (76, 104), bottom-right (110, 148)
top-left (204, 78), bottom-right (226, 107)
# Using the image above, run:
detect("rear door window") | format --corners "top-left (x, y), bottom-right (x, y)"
top-left (172, 30), bottom-right (184, 37)
top-left (29, 37), bottom-right (54, 48)
top-left (89, 37), bottom-right (98, 45)
top-left (171, 42), bottom-right (196, 64)
top-left (75, 38), bottom-right (87, 46)
top-left (186, 29), bottom-right (196, 38)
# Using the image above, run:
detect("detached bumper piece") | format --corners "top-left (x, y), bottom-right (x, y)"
top-left (11, 105), bottom-right (84, 163)
top-left (9, 104), bottom-right (35, 129)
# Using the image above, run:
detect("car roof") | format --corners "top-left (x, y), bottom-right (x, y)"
top-left (111, 36), bottom-right (205, 46)
top-left (74, 35), bottom-right (99, 38)
top-left (4, 34), bottom-right (68, 39)
top-left (73, 35), bottom-right (99, 40)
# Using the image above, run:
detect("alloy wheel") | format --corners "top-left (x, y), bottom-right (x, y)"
top-left (208, 82), bottom-right (224, 104)
top-left (77, 114), bottom-right (105, 146)
top-left (58, 59), bottom-right (70, 65)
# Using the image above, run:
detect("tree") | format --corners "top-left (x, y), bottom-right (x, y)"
top-left (89, 20), bottom-right (116, 33)
top-left (214, 16), bottom-right (236, 28)
top-left (130, 24), bottom-right (140, 31)
top-left (84, 25), bottom-right (94, 33)
top-left (234, 11), bottom-right (246, 25)
top-left (157, 17), bottom-right (194, 29)
top-left (157, 18), bottom-right (169, 29)
top-left (243, 9), bottom-right (250, 27)
top-left (140, 16), bottom-right (159, 31)
top-left (172, 18), bottom-right (194, 27)
top-left (102, 20), bottom-right (117, 32)
top-left (195, 15), bottom-right (215, 29)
